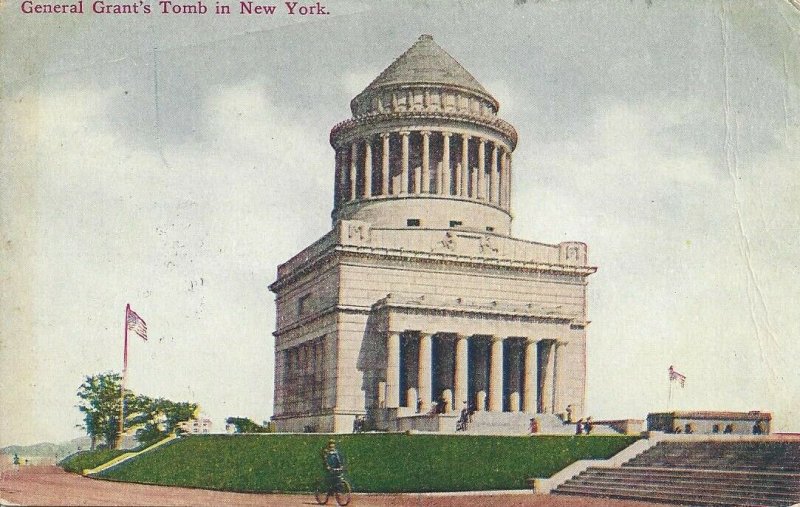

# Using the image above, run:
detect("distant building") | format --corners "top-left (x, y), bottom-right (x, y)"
top-left (271, 35), bottom-right (595, 433)
top-left (647, 411), bottom-right (771, 435)
top-left (178, 417), bottom-right (212, 434)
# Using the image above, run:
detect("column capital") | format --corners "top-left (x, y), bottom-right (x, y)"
top-left (556, 340), bottom-right (569, 348)
top-left (525, 337), bottom-right (540, 346)
top-left (478, 137), bottom-right (487, 145)
top-left (490, 335), bottom-right (504, 343)
top-left (380, 132), bottom-right (391, 139)
top-left (399, 130), bottom-right (411, 137)
top-left (441, 130), bottom-right (452, 138)
top-left (420, 130), bottom-right (431, 137)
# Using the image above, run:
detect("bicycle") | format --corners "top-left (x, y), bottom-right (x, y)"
top-left (314, 467), bottom-right (351, 506)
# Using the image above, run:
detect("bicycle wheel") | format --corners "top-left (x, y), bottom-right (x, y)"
top-left (314, 478), bottom-right (330, 505)
top-left (334, 479), bottom-right (351, 506)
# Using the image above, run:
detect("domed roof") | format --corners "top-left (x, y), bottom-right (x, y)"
top-left (358, 34), bottom-right (491, 98)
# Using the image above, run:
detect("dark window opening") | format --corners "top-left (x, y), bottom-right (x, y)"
top-left (406, 218), bottom-right (420, 227)
top-left (486, 226), bottom-right (494, 232)
top-left (297, 294), bottom-right (310, 317)
top-left (449, 220), bottom-right (462, 228)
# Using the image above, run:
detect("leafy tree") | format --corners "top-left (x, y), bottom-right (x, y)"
top-left (226, 417), bottom-right (272, 433)
top-left (76, 372), bottom-right (134, 449)
top-left (133, 397), bottom-right (198, 447)
top-left (77, 372), bottom-right (197, 449)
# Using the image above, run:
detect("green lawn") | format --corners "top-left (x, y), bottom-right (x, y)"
top-left (60, 449), bottom-right (129, 473)
top-left (96, 433), bottom-right (637, 492)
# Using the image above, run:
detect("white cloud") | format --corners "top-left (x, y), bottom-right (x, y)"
top-left (511, 99), bottom-right (800, 428)
top-left (0, 79), bottom-right (334, 444)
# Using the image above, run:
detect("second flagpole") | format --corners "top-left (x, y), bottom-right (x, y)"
top-left (119, 303), bottom-right (129, 447)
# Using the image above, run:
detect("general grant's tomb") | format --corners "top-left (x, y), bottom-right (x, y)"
top-left (270, 35), bottom-right (596, 433)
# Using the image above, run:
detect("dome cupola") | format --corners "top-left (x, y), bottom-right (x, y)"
top-left (330, 35), bottom-right (518, 235)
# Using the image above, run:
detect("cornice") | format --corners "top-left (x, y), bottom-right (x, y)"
top-left (372, 294), bottom-right (580, 324)
top-left (270, 241), bottom-right (596, 293)
top-left (330, 111), bottom-right (518, 148)
top-left (352, 82), bottom-right (500, 112)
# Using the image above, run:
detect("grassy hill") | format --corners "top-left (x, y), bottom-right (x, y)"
top-left (92, 433), bottom-right (638, 492)
top-left (60, 449), bottom-right (129, 473)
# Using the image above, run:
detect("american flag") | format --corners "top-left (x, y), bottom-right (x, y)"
top-left (126, 306), bottom-right (147, 341)
top-left (668, 365), bottom-right (686, 388)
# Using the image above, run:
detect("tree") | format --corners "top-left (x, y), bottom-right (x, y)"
top-left (226, 417), bottom-right (272, 433)
top-left (133, 397), bottom-right (198, 447)
top-left (77, 372), bottom-right (198, 449)
top-left (76, 372), bottom-right (133, 449)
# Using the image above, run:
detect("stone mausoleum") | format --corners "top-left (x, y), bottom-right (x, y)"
top-left (270, 35), bottom-right (596, 433)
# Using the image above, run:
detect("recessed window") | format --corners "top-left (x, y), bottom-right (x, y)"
top-left (486, 226), bottom-right (494, 232)
top-left (449, 220), bottom-right (462, 228)
top-left (406, 218), bottom-right (420, 227)
top-left (297, 294), bottom-right (310, 317)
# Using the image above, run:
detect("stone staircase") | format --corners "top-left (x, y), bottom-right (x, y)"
top-left (82, 434), bottom-right (179, 476)
top-left (463, 411), bottom-right (535, 435)
top-left (552, 440), bottom-right (800, 506)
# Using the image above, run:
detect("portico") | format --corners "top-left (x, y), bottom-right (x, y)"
top-left (376, 295), bottom-right (573, 417)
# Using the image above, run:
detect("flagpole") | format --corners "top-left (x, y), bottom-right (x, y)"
top-left (120, 303), bottom-right (129, 446)
top-left (667, 376), bottom-right (673, 410)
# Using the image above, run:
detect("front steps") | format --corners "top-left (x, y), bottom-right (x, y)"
top-left (552, 439), bottom-right (800, 506)
top-left (462, 412), bottom-right (621, 435)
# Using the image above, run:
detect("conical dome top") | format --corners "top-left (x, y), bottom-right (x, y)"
top-left (361, 35), bottom-right (490, 96)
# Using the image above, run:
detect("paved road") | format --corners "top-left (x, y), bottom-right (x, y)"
top-left (0, 466), bottom-right (666, 506)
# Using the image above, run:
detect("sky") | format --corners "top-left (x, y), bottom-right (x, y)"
top-left (1, 0), bottom-right (799, 446)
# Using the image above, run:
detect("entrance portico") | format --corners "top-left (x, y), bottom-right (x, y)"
top-left (376, 294), bottom-right (576, 418)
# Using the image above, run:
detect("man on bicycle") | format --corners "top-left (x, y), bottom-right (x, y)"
top-left (322, 439), bottom-right (344, 480)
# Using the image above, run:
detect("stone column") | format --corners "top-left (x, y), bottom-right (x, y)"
top-left (490, 144), bottom-right (499, 204)
top-left (381, 133), bottom-right (390, 196)
top-left (338, 149), bottom-right (348, 205)
top-left (540, 340), bottom-right (556, 413)
top-left (488, 336), bottom-right (504, 412)
top-left (363, 138), bottom-right (372, 198)
top-left (349, 141), bottom-right (358, 201)
top-left (400, 131), bottom-right (410, 194)
top-left (333, 149), bottom-right (342, 208)
top-left (461, 134), bottom-right (469, 196)
top-left (477, 139), bottom-right (486, 200)
top-left (507, 153), bottom-right (512, 209)
top-left (418, 333), bottom-right (433, 413)
top-left (421, 130), bottom-right (430, 194)
top-left (499, 149), bottom-right (507, 208)
top-left (386, 331), bottom-right (401, 408)
top-left (553, 341), bottom-right (567, 415)
top-left (523, 338), bottom-right (539, 413)
top-left (453, 334), bottom-right (468, 409)
top-left (441, 131), bottom-right (451, 196)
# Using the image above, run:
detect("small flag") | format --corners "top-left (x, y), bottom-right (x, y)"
top-left (127, 306), bottom-right (148, 341)
top-left (668, 365), bottom-right (686, 388)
